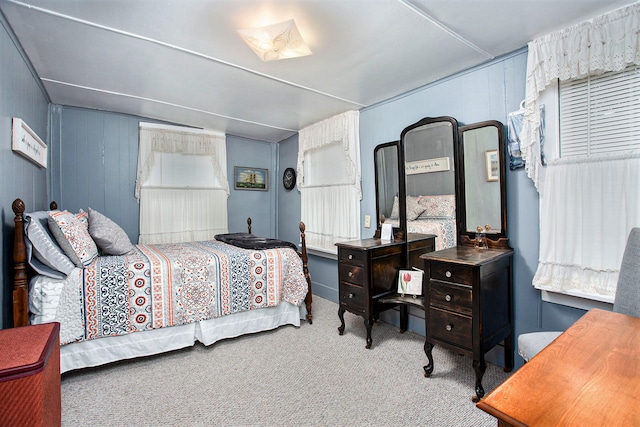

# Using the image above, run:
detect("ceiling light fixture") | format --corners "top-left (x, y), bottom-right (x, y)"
top-left (238, 19), bottom-right (312, 61)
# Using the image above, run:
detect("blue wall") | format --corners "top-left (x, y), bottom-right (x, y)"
top-left (49, 106), bottom-right (142, 241)
top-left (226, 135), bottom-right (278, 237)
top-left (0, 15), bottom-right (50, 328)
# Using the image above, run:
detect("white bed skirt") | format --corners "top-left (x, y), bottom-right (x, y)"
top-left (60, 302), bottom-right (305, 373)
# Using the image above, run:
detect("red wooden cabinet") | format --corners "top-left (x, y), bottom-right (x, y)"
top-left (0, 322), bottom-right (61, 427)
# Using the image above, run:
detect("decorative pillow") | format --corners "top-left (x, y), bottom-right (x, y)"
top-left (24, 211), bottom-right (75, 279)
top-left (406, 195), bottom-right (426, 220)
top-left (389, 195), bottom-right (426, 221)
top-left (418, 195), bottom-right (456, 219)
top-left (48, 210), bottom-right (98, 267)
top-left (88, 208), bottom-right (135, 255)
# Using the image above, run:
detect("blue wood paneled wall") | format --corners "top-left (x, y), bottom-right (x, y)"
top-left (0, 16), bottom-right (50, 328)
top-left (226, 135), bottom-right (278, 237)
top-left (49, 107), bottom-right (142, 241)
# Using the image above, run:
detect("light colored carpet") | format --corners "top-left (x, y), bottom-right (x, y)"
top-left (61, 296), bottom-right (509, 426)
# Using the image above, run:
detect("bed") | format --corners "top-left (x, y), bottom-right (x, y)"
top-left (11, 198), bottom-right (312, 373)
top-left (385, 194), bottom-right (456, 251)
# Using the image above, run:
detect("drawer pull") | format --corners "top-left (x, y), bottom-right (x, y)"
top-left (348, 254), bottom-right (353, 260)
top-left (445, 294), bottom-right (452, 302)
top-left (445, 324), bottom-right (453, 332)
top-left (445, 271), bottom-right (452, 278)
top-left (348, 271), bottom-right (353, 277)
top-left (349, 293), bottom-right (355, 299)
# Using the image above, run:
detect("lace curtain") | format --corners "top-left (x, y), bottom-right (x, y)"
top-left (521, 2), bottom-right (640, 190)
top-left (135, 123), bottom-right (229, 244)
top-left (525, 3), bottom-right (640, 299)
top-left (297, 110), bottom-right (361, 251)
top-left (534, 152), bottom-right (640, 299)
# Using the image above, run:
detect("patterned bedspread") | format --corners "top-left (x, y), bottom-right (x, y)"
top-left (82, 240), bottom-right (308, 341)
top-left (406, 218), bottom-right (456, 250)
top-left (385, 218), bottom-right (456, 250)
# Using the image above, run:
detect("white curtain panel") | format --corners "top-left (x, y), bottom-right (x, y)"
top-left (300, 186), bottom-right (361, 250)
top-left (136, 123), bottom-right (228, 244)
top-left (297, 110), bottom-right (361, 251)
top-left (534, 152), bottom-right (640, 298)
top-left (139, 188), bottom-right (228, 244)
top-left (521, 3), bottom-right (640, 191)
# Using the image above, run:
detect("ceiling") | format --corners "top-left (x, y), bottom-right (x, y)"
top-left (1, 0), bottom-right (635, 143)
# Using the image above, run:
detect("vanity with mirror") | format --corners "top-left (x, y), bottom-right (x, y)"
top-left (336, 116), bottom-right (513, 397)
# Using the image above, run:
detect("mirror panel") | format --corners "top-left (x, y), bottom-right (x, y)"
top-left (458, 120), bottom-right (507, 244)
top-left (399, 117), bottom-right (458, 250)
top-left (374, 141), bottom-right (400, 230)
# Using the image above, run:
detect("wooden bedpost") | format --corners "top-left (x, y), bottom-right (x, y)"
top-left (299, 221), bottom-right (313, 324)
top-left (12, 198), bottom-right (28, 327)
top-left (247, 217), bottom-right (252, 234)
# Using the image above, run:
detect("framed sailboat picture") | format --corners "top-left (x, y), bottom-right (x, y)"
top-left (234, 166), bottom-right (268, 191)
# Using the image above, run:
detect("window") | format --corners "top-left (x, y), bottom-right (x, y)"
top-left (135, 123), bottom-right (229, 244)
top-left (559, 66), bottom-right (640, 157)
top-left (297, 111), bottom-right (361, 253)
top-left (532, 67), bottom-right (640, 303)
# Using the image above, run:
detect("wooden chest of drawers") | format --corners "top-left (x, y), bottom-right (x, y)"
top-left (336, 234), bottom-right (434, 348)
top-left (421, 246), bottom-right (513, 401)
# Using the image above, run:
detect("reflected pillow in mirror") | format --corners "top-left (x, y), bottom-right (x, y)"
top-left (407, 196), bottom-right (426, 220)
top-left (389, 195), bottom-right (426, 221)
top-left (418, 195), bottom-right (456, 219)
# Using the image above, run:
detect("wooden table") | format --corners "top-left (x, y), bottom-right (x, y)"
top-left (476, 309), bottom-right (640, 426)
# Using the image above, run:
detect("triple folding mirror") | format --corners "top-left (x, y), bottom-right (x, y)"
top-left (373, 116), bottom-right (508, 254)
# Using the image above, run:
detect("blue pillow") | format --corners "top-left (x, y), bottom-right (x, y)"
top-left (24, 211), bottom-right (75, 278)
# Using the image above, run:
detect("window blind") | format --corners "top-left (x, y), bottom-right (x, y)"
top-left (560, 66), bottom-right (640, 157)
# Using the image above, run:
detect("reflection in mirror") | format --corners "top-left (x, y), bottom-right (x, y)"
top-left (400, 117), bottom-right (458, 250)
top-left (462, 126), bottom-right (501, 233)
top-left (374, 141), bottom-right (399, 229)
top-left (459, 120), bottom-right (507, 246)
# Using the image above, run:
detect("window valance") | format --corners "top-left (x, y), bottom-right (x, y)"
top-left (297, 110), bottom-right (361, 199)
top-left (521, 2), bottom-right (640, 191)
top-left (135, 123), bottom-right (228, 200)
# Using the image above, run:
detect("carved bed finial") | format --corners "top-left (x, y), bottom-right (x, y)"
top-left (12, 198), bottom-right (25, 216)
top-left (247, 217), bottom-right (252, 234)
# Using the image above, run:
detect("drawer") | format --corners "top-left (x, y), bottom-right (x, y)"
top-left (339, 249), bottom-right (365, 266)
top-left (430, 262), bottom-right (473, 286)
top-left (429, 307), bottom-right (472, 350)
top-left (429, 281), bottom-right (472, 315)
top-left (340, 282), bottom-right (366, 313)
top-left (340, 264), bottom-right (364, 286)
